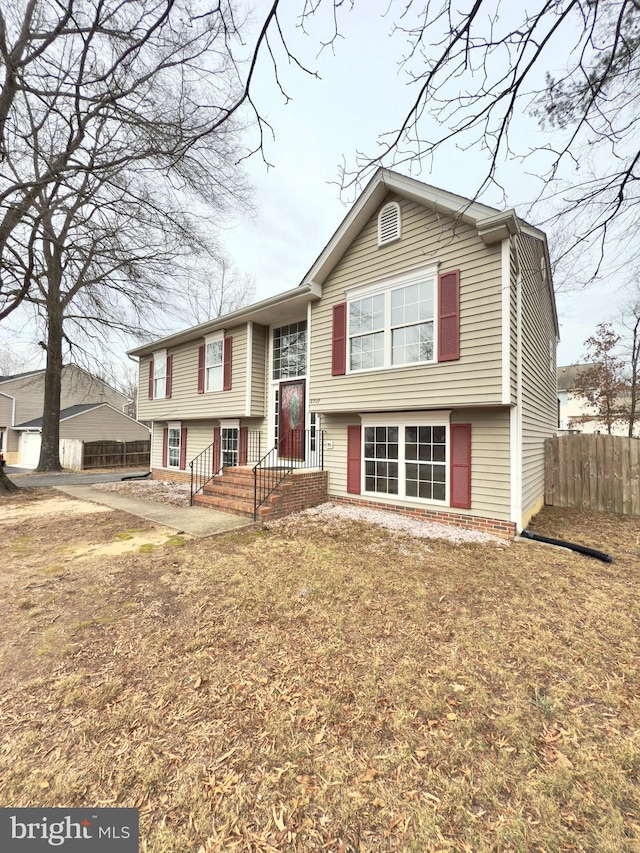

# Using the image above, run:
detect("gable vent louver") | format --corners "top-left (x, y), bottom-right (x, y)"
top-left (378, 201), bottom-right (401, 246)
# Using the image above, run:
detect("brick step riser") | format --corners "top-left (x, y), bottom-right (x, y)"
top-left (193, 485), bottom-right (292, 518)
top-left (193, 497), bottom-right (284, 519)
top-left (192, 496), bottom-right (255, 518)
top-left (202, 483), bottom-right (256, 499)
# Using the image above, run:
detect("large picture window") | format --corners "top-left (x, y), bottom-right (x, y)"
top-left (273, 321), bottom-right (307, 379)
top-left (362, 416), bottom-right (448, 503)
top-left (348, 270), bottom-right (436, 372)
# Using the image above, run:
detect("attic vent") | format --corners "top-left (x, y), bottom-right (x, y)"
top-left (378, 202), bottom-right (401, 246)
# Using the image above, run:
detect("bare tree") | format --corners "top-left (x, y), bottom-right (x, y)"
top-left (620, 294), bottom-right (640, 437)
top-left (569, 324), bottom-right (629, 434)
top-left (330, 0), bottom-right (640, 284)
top-left (180, 256), bottom-right (256, 326)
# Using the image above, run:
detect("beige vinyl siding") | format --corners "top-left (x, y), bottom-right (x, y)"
top-left (309, 195), bottom-right (504, 412)
top-left (151, 417), bottom-right (270, 469)
top-left (451, 408), bottom-right (511, 521)
top-left (250, 324), bottom-right (268, 416)
top-left (59, 407), bottom-right (150, 441)
top-left (138, 325), bottom-right (248, 422)
top-left (323, 407), bottom-right (511, 521)
top-left (322, 413), bottom-right (361, 497)
top-left (151, 420), bottom-right (216, 470)
top-left (518, 233), bottom-right (557, 520)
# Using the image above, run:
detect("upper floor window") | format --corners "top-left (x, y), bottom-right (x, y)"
top-left (348, 271), bottom-right (436, 372)
top-left (205, 332), bottom-right (224, 391)
top-left (153, 350), bottom-right (167, 398)
top-left (378, 201), bottom-right (401, 246)
top-left (273, 321), bottom-right (307, 380)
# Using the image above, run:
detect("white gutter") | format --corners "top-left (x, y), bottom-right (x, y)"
top-left (501, 238), bottom-right (512, 405)
top-left (245, 321), bottom-right (253, 417)
top-left (510, 234), bottom-right (523, 531)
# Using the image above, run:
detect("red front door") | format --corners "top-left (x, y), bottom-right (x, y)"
top-left (279, 380), bottom-right (305, 461)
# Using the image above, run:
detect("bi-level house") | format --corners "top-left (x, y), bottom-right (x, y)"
top-left (131, 169), bottom-right (558, 537)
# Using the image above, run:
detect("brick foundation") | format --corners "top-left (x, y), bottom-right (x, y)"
top-left (329, 495), bottom-right (516, 539)
top-left (152, 468), bottom-right (191, 484)
top-left (261, 470), bottom-right (329, 520)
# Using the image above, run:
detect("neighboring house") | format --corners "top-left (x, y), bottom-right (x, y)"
top-left (130, 168), bottom-right (559, 536)
top-left (557, 364), bottom-right (630, 435)
top-left (0, 365), bottom-right (148, 467)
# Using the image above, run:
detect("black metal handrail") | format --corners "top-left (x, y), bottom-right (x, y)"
top-left (190, 429), bottom-right (263, 504)
top-left (189, 437), bottom-right (222, 505)
top-left (253, 428), bottom-right (325, 520)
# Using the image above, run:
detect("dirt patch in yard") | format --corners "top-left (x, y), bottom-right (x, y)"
top-left (1, 493), bottom-right (639, 853)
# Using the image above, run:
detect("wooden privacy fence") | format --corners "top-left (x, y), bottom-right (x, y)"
top-left (545, 434), bottom-right (640, 515)
top-left (82, 440), bottom-right (150, 470)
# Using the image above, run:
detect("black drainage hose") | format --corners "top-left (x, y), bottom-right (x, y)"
top-left (520, 529), bottom-right (613, 563)
top-left (121, 471), bottom-right (152, 481)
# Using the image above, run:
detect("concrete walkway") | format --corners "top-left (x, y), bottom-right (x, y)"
top-left (57, 484), bottom-right (254, 537)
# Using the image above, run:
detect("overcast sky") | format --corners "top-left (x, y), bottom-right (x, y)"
top-left (218, 0), bottom-right (619, 367)
top-left (1, 1), bottom-right (622, 375)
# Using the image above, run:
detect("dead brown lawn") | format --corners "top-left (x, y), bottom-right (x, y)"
top-left (1, 489), bottom-right (639, 853)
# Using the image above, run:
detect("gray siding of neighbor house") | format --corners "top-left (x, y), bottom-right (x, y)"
top-left (0, 394), bottom-right (13, 429)
top-left (138, 326), bottom-right (248, 423)
top-left (0, 366), bottom-right (126, 427)
top-left (0, 393), bottom-right (15, 452)
top-left (309, 194), bottom-right (504, 413)
top-left (59, 407), bottom-right (150, 441)
top-left (518, 233), bottom-right (557, 522)
top-left (322, 407), bottom-right (512, 521)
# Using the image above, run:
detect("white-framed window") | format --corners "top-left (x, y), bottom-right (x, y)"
top-left (205, 332), bottom-right (224, 392)
top-left (273, 321), bottom-right (307, 379)
top-left (153, 349), bottom-right (167, 399)
top-left (348, 268), bottom-right (437, 373)
top-left (378, 201), bottom-right (401, 246)
top-left (361, 413), bottom-right (449, 503)
top-left (167, 421), bottom-right (181, 469)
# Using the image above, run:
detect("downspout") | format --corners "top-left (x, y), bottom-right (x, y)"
top-left (511, 234), bottom-right (523, 532)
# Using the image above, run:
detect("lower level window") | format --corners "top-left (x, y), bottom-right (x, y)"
top-left (167, 426), bottom-right (181, 468)
top-left (363, 423), bottom-right (447, 502)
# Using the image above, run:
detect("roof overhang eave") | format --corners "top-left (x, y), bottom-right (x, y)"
top-left (128, 281), bottom-right (322, 358)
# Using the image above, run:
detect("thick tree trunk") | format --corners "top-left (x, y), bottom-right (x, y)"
top-left (0, 463), bottom-right (18, 494)
top-left (36, 301), bottom-right (63, 472)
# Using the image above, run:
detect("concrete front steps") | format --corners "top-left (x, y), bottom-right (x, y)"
top-left (191, 465), bottom-right (328, 520)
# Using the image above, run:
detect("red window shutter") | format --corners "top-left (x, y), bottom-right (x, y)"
top-left (332, 303), bottom-right (347, 376)
top-left (148, 360), bottom-right (154, 399)
top-left (197, 344), bottom-right (205, 394)
top-left (438, 269), bottom-right (460, 362)
top-left (223, 337), bottom-right (233, 391)
top-left (239, 426), bottom-right (248, 465)
top-left (450, 423), bottom-right (471, 509)
top-left (162, 427), bottom-right (168, 467)
top-left (166, 354), bottom-right (173, 399)
top-left (179, 426), bottom-right (187, 470)
top-left (213, 426), bottom-right (221, 474)
top-left (346, 424), bottom-right (362, 494)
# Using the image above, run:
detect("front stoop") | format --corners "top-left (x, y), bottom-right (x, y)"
top-left (192, 466), bottom-right (329, 520)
